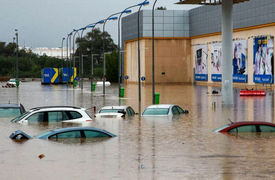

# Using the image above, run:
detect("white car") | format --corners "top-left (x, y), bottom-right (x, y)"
top-left (7, 78), bottom-right (21, 85)
top-left (11, 106), bottom-right (93, 124)
top-left (95, 106), bottom-right (135, 118)
top-left (142, 104), bottom-right (189, 116)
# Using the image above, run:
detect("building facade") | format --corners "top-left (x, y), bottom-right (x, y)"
top-left (122, 0), bottom-right (275, 88)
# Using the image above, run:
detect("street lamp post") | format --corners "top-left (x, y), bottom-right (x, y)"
top-left (91, 54), bottom-right (99, 91)
top-left (137, 1), bottom-right (150, 110)
top-left (118, 9), bottom-right (134, 98)
top-left (66, 32), bottom-right (73, 84)
top-left (61, 37), bottom-right (65, 61)
top-left (152, 0), bottom-right (158, 104)
top-left (15, 29), bottom-right (19, 87)
top-left (102, 15), bottom-right (119, 96)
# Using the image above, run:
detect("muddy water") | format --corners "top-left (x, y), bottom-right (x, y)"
top-left (0, 81), bottom-right (275, 179)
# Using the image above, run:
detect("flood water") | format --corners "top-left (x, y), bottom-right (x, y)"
top-left (1, 81), bottom-right (275, 179)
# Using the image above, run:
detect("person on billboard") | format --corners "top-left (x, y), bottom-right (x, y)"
top-left (232, 46), bottom-right (239, 75)
top-left (266, 48), bottom-right (273, 75)
top-left (259, 44), bottom-right (266, 75)
top-left (254, 45), bottom-right (261, 75)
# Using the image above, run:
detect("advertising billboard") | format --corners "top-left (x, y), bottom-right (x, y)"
top-left (253, 36), bottom-right (274, 83)
top-left (232, 40), bottom-right (248, 83)
top-left (211, 43), bottom-right (222, 81)
top-left (194, 45), bottom-right (208, 81)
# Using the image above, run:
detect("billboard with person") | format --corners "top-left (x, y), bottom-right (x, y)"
top-left (253, 36), bottom-right (274, 83)
top-left (194, 45), bottom-right (208, 81)
top-left (211, 43), bottom-right (222, 81)
top-left (232, 40), bottom-right (248, 83)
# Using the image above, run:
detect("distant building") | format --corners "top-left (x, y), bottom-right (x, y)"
top-left (32, 47), bottom-right (70, 59)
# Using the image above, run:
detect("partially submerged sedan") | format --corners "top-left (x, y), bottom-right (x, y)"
top-left (215, 121), bottom-right (275, 133)
top-left (0, 103), bottom-right (26, 118)
top-left (142, 104), bottom-right (189, 116)
top-left (10, 127), bottom-right (116, 141)
top-left (95, 106), bottom-right (136, 118)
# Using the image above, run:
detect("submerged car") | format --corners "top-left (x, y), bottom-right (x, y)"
top-left (215, 121), bottom-right (275, 133)
top-left (142, 104), bottom-right (188, 116)
top-left (9, 127), bottom-right (116, 140)
top-left (11, 106), bottom-right (92, 124)
top-left (0, 103), bottom-right (26, 118)
top-left (95, 106), bottom-right (136, 118)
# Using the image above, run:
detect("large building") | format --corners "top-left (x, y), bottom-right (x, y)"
top-left (122, 0), bottom-right (275, 88)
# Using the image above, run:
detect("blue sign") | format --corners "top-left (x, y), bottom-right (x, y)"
top-left (125, 75), bottom-right (129, 79)
top-left (254, 75), bottom-right (273, 84)
top-left (233, 74), bottom-right (248, 83)
top-left (211, 74), bottom-right (222, 82)
top-left (141, 76), bottom-right (146, 81)
top-left (195, 74), bottom-right (208, 81)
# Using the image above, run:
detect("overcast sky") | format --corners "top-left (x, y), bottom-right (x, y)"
top-left (0, 0), bottom-right (198, 48)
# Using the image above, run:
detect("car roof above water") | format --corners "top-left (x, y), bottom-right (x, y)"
top-left (30, 106), bottom-right (84, 111)
top-left (100, 106), bottom-right (129, 110)
top-left (36, 127), bottom-right (116, 138)
top-left (0, 104), bottom-right (22, 108)
top-left (145, 104), bottom-right (174, 109)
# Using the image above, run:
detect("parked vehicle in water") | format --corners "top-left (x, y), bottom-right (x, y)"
top-left (9, 127), bottom-right (116, 140)
top-left (215, 121), bottom-right (275, 133)
top-left (0, 103), bottom-right (26, 118)
top-left (95, 106), bottom-right (136, 118)
top-left (142, 104), bottom-right (189, 116)
top-left (11, 106), bottom-right (92, 124)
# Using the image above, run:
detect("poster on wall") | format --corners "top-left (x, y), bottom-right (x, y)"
top-left (211, 43), bottom-right (222, 81)
top-left (253, 36), bottom-right (274, 83)
top-left (232, 40), bottom-right (248, 83)
top-left (194, 45), bottom-right (208, 81)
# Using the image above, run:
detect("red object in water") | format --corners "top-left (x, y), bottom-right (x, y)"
top-left (240, 90), bottom-right (266, 96)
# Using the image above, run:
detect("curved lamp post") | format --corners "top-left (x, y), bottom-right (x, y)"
top-left (152, 0), bottom-right (158, 104)
top-left (137, 1), bottom-right (150, 111)
top-left (102, 15), bottom-right (119, 96)
top-left (15, 29), bottom-right (19, 87)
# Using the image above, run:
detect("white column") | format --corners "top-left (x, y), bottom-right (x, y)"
top-left (221, 0), bottom-right (233, 105)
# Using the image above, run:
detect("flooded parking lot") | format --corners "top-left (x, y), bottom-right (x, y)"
top-left (1, 81), bottom-right (275, 179)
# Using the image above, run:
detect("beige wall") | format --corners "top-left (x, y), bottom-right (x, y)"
top-left (124, 38), bottom-right (192, 84)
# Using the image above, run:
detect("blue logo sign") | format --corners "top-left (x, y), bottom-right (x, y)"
top-left (125, 75), bottom-right (129, 79)
top-left (141, 76), bottom-right (146, 81)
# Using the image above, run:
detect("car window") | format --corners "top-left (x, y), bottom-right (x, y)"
top-left (84, 130), bottom-right (110, 138)
top-left (27, 112), bottom-right (45, 122)
top-left (229, 125), bottom-right (258, 132)
top-left (11, 111), bottom-right (31, 122)
top-left (68, 111), bottom-right (82, 119)
top-left (0, 107), bottom-right (21, 117)
top-left (176, 106), bottom-right (184, 114)
top-left (62, 111), bottom-right (70, 120)
top-left (52, 131), bottom-right (82, 139)
top-left (172, 106), bottom-right (180, 115)
top-left (259, 125), bottom-right (275, 132)
top-left (143, 108), bottom-right (169, 115)
top-left (48, 111), bottom-right (63, 122)
top-left (99, 109), bottom-right (122, 113)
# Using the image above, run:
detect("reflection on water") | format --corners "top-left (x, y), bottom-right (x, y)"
top-left (0, 81), bottom-right (275, 179)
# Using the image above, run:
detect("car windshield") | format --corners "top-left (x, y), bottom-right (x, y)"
top-left (11, 111), bottom-right (31, 122)
top-left (0, 107), bottom-right (21, 118)
top-left (143, 108), bottom-right (169, 115)
top-left (99, 109), bottom-right (124, 113)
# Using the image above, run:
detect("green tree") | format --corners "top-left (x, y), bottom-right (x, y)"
top-left (156, 6), bottom-right (167, 10)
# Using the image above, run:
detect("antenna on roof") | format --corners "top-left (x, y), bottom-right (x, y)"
top-left (228, 118), bottom-right (233, 124)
